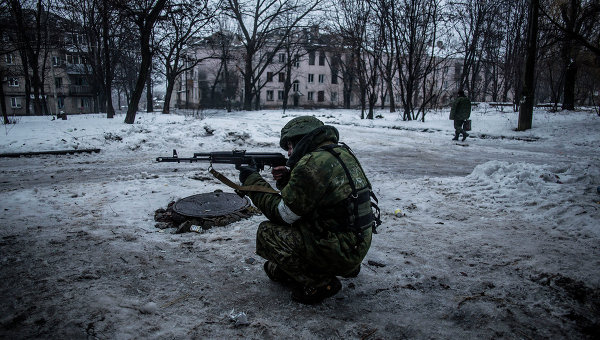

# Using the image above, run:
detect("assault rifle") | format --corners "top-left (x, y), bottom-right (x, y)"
top-left (156, 150), bottom-right (287, 171)
top-left (156, 150), bottom-right (287, 194)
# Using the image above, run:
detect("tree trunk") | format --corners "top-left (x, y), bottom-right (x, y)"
top-left (0, 70), bottom-right (8, 124)
top-left (518, 0), bottom-right (539, 131)
top-left (223, 57), bottom-right (232, 112)
top-left (254, 91), bottom-right (260, 110)
top-left (562, 63), bottom-right (577, 110)
top-left (561, 37), bottom-right (577, 110)
top-left (146, 68), bottom-right (153, 113)
top-left (125, 41), bottom-right (151, 123)
top-left (103, 0), bottom-right (115, 119)
top-left (388, 79), bottom-right (395, 113)
top-left (163, 75), bottom-right (175, 114)
top-left (124, 0), bottom-right (167, 124)
top-left (242, 55), bottom-right (254, 111)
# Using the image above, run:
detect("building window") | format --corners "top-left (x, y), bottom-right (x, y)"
top-left (6, 54), bottom-right (14, 64)
top-left (67, 55), bottom-right (87, 65)
top-left (10, 97), bottom-right (21, 108)
top-left (318, 74), bottom-right (325, 83)
top-left (278, 90), bottom-right (285, 100)
top-left (292, 80), bottom-right (299, 92)
top-left (278, 73), bottom-right (285, 82)
top-left (74, 77), bottom-right (87, 86)
top-left (67, 54), bottom-right (79, 65)
top-left (331, 92), bottom-right (338, 102)
top-left (68, 33), bottom-right (85, 45)
top-left (266, 90), bottom-right (274, 101)
top-left (331, 70), bottom-right (338, 84)
top-left (52, 56), bottom-right (61, 66)
top-left (308, 51), bottom-right (315, 65)
top-left (319, 52), bottom-right (325, 66)
top-left (8, 77), bottom-right (19, 87)
top-left (308, 74), bottom-right (314, 83)
top-left (294, 55), bottom-right (300, 67)
top-left (278, 53), bottom-right (285, 63)
top-left (318, 91), bottom-right (324, 102)
top-left (267, 72), bottom-right (274, 82)
top-left (55, 77), bottom-right (63, 88)
top-left (57, 97), bottom-right (64, 109)
top-left (307, 91), bottom-right (314, 101)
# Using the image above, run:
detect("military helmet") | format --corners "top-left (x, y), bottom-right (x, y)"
top-left (279, 116), bottom-right (324, 150)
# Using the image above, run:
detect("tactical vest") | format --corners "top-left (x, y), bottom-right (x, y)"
top-left (319, 144), bottom-right (381, 241)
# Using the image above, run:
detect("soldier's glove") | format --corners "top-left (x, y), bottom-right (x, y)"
top-left (238, 165), bottom-right (258, 184)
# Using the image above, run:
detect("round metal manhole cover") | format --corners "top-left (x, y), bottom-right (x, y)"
top-left (172, 192), bottom-right (251, 218)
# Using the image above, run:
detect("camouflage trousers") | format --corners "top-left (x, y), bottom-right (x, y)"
top-left (256, 221), bottom-right (330, 287)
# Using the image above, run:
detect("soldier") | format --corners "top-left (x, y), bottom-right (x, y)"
top-left (449, 90), bottom-right (472, 141)
top-left (238, 116), bottom-right (379, 304)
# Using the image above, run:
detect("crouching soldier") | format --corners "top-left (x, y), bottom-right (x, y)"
top-left (237, 116), bottom-right (380, 304)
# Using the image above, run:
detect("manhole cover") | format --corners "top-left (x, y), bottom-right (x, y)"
top-left (172, 192), bottom-right (251, 218)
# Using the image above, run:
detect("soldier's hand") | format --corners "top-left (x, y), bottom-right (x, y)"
top-left (271, 166), bottom-right (290, 181)
top-left (238, 165), bottom-right (257, 184)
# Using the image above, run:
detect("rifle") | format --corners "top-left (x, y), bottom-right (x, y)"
top-left (156, 150), bottom-right (287, 171)
top-left (156, 149), bottom-right (287, 194)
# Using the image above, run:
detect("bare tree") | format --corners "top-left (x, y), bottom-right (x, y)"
top-left (280, 27), bottom-right (311, 112)
top-left (539, 0), bottom-right (600, 110)
top-left (448, 0), bottom-right (502, 100)
top-left (111, 0), bottom-right (167, 124)
top-left (156, 0), bottom-right (215, 114)
top-left (388, 0), bottom-right (442, 121)
top-left (518, 0), bottom-right (539, 131)
top-left (7, 0), bottom-right (57, 115)
top-left (57, 0), bottom-right (127, 118)
top-left (498, 0), bottom-right (528, 107)
top-left (224, 0), bottom-right (319, 111)
top-left (374, 0), bottom-right (398, 113)
top-left (204, 17), bottom-right (241, 111)
top-left (331, 0), bottom-right (371, 117)
top-left (541, 0), bottom-right (600, 58)
top-left (0, 1), bottom-right (12, 123)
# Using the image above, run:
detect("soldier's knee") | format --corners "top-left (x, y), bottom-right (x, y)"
top-left (257, 221), bottom-right (273, 242)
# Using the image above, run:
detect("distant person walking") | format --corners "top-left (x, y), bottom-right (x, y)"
top-left (449, 90), bottom-right (471, 141)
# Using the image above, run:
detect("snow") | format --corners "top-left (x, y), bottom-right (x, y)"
top-left (1, 107), bottom-right (599, 339)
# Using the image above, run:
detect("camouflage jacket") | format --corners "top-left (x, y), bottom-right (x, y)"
top-left (449, 96), bottom-right (472, 121)
top-left (243, 125), bottom-right (372, 275)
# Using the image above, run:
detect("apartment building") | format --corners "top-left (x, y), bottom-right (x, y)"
top-left (1, 13), bottom-right (95, 116)
top-left (176, 43), bottom-right (466, 111)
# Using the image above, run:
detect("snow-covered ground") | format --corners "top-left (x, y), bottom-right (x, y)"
top-left (1, 107), bottom-right (599, 339)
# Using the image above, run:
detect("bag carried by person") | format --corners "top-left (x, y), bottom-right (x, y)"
top-left (463, 119), bottom-right (472, 131)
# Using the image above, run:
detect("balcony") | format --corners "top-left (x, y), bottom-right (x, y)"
top-left (69, 85), bottom-right (92, 95)
top-left (66, 64), bottom-right (92, 75)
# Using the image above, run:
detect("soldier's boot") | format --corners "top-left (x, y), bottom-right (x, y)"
top-left (291, 277), bottom-right (342, 305)
top-left (341, 264), bottom-right (361, 278)
top-left (452, 132), bottom-right (459, 141)
top-left (263, 261), bottom-right (295, 285)
top-left (462, 132), bottom-right (469, 141)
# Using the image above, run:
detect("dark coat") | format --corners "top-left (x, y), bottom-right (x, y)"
top-left (450, 96), bottom-right (471, 121)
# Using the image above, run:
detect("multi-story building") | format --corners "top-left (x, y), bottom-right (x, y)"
top-left (173, 29), bottom-right (482, 111)
top-left (1, 14), bottom-right (95, 116)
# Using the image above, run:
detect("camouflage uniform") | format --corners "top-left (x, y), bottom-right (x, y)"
top-left (242, 117), bottom-right (373, 288)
